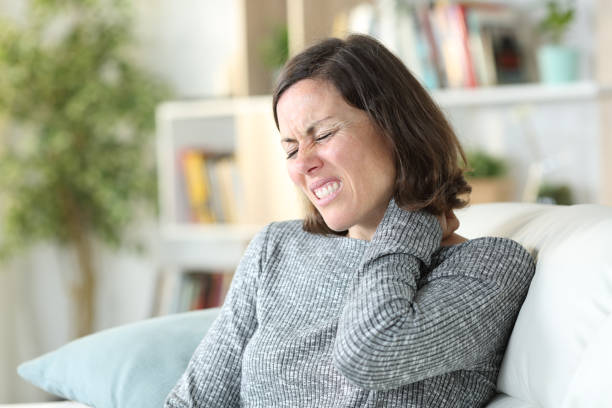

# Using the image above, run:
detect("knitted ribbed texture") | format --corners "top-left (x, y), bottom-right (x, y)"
top-left (165, 199), bottom-right (535, 407)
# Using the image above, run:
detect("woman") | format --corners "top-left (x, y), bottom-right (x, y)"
top-left (165, 35), bottom-right (535, 407)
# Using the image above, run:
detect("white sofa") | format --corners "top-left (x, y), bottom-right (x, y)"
top-left (459, 202), bottom-right (612, 408)
top-left (5, 202), bottom-right (612, 407)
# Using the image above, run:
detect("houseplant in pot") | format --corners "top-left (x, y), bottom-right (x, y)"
top-left (464, 150), bottom-right (513, 204)
top-left (537, 182), bottom-right (574, 205)
top-left (0, 0), bottom-right (170, 338)
top-left (537, 0), bottom-right (578, 84)
top-left (259, 23), bottom-right (289, 88)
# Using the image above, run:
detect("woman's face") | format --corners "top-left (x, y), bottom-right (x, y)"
top-left (276, 78), bottom-right (396, 241)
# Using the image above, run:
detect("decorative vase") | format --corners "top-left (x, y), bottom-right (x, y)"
top-left (537, 45), bottom-right (578, 84)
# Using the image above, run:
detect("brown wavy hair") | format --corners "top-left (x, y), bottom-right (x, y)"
top-left (272, 34), bottom-right (472, 236)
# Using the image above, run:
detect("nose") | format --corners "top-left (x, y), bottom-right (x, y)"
top-left (293, 146), bottom-right (323, 175)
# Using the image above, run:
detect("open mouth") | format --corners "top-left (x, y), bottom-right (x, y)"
top-left (313, 181), bottom-right (341, 199)
top-left (310, 180), bottom-right (343, 205)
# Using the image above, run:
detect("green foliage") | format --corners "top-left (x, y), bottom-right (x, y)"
top-left (464, 150), bottom-right (508, 179)
top-left (537, 183), bottom-right (574, 205)
top-left (0, 0), bottom-right (171, 260)
top-left (259, 24), bottom-right (289, 70)
top-left (539, 0), bottom-right (575, 44)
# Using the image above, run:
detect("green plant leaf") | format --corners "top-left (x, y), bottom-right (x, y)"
top-left (464, 150), bottom-right (508, 179)
top-left (539, 0), bottom-right (575, 44)
top-left (0, 0), bottom-right (171, 261)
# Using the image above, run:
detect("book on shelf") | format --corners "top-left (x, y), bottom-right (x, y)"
top-left (178, 271), bottom-right (234, 312)
top-left (180, 150), bottom-right (215, 223)
top-left (178, 148), bottom-right (243, 224)
top-left (364, 2), bottom-right (535, 89)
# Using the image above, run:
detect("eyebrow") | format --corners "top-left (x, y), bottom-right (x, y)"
top-left (280, 116), bottom-right (333, 144)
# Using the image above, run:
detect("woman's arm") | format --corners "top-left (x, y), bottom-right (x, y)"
top-left (164, 224), bottom-right (270, 407)
top-left (333, 199), bottom-right (535, 390)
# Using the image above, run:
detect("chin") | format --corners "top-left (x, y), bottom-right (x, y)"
top-left (320, 213), bottom-right (352, 233)
top-left (326, 223), bottom-right (349, 233)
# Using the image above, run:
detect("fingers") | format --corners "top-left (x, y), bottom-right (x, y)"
top-left (441, 232), bottom-right (469, 247)
top-left (437, 210), bottom-right (460, 240)
top-left (436, 213), bottom-right (447, 236)
top-left (446, 210), bottom-right (460, 235)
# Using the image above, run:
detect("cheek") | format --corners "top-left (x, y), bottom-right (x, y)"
top-left (286, 162), bottom-right (302, 186)
top-left (366, 136), bottom-right (396, 180)
top-left (322, 140), bottom-right (353, 169)
top-left (330, 139), bottom-right (369, 178)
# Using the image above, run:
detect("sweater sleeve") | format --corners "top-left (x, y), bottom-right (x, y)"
top-left (332, 199), bottom-right (535, 390)
top-left (164, 224), bottom-right (269, 407)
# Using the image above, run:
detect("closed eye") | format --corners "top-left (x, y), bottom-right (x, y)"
top-left (285, 131), bottom-right (335, 160)
top-left (315, 132), bottom-right (333, 142)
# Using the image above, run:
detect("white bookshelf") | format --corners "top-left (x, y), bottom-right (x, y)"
top-left (153, 95), bottom-right (302, 314)
top-left (156, 96), bottom-right (272, 227)
top-left (159, 223), bottom-right (262, 270)
top-left (154, 223), bottom-right (261, 315)
top-left (432, 81), bottom-right (612, 108)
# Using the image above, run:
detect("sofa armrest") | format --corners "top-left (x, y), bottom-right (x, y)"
top-left (486, 393), bottom-right (540, 408)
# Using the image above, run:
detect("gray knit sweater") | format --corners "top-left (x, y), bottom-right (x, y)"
top-left (164, 199), bottom-right (535, 407)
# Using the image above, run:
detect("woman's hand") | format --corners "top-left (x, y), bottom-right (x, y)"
top-left (437, 210), bottom-right (468, 247)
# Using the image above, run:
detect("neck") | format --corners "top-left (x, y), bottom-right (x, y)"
top-left (347, 225), bottom-right (375, 241)
top-left (347, 202), bottom-right (390, 241)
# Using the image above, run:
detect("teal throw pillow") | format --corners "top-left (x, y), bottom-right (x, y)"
top-left (18, 307), bottom-right (221, 407)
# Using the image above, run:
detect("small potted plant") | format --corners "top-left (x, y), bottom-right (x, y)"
top-left (537, 183), bottom-right (574, 205)
top-left (537, 0), bottom-right (578, 84)
top-left (259, 23), bottom-right (289, 86)
top-left (464, 150), bottom-right (514, 204)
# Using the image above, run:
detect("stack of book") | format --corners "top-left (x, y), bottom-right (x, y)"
top-left (339, 1), bottom-right (536, 89)
top-left (179, 149), bottom-right (243, 224)
top-left (403, 2), bottom-right (537, 88)
top-left (178, 271), bottom-right (234, 312)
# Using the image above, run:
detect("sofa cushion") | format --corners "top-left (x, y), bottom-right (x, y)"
top-left (18, 308), bottom-right (221, 408)
top-left (562, 313), bottom-right (612, 407)
top-left (457, 203), bottom-right (612, 408)
top-left (486, 393), bottom-right (539, 408)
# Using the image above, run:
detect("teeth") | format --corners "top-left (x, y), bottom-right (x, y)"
top-left (314, 181), bottom-right (340, 199)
